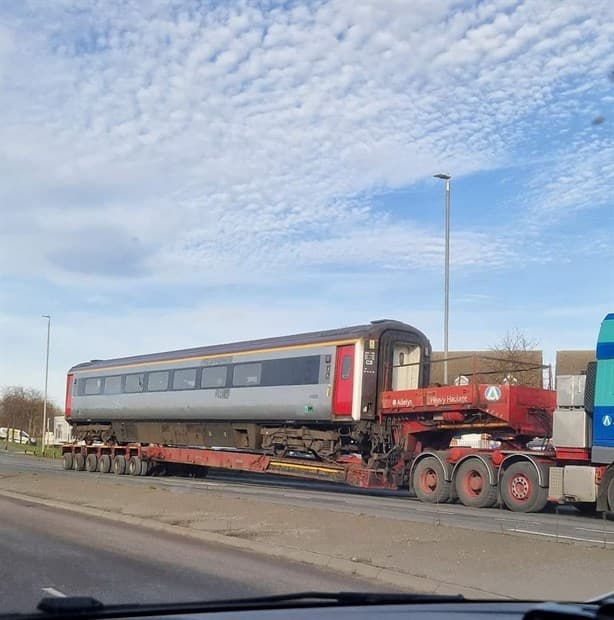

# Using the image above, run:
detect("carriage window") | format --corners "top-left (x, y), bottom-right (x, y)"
top-left (341, 355), bottom-right (352, 379)
top-left (233, 363), bottom-right (261, 386)
top-left (124, 373), bottom-right (145, 393)
top-left (173, 368), bottom-right (197, 390)
top-left (104, 375), bottom-right (122, 394)
top-left (202, 366), bottom-right (227, 388)
top-left (147, 371), bottom-right (169, 391)
top-left (260, 356), bottom-right (320, 386)
top-left (84, 377), bottom-right (102, 395)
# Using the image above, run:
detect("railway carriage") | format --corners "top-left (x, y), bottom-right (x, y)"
top-left (66, 320), bottom-right (431, 460)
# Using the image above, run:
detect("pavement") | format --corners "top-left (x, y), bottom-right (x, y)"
top-left (1, 451), bottom-right (614, 602)
top-left (0, 495), bottom-right (376, 614)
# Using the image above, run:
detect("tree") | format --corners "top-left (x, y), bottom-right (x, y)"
top-left (488, 329), bottom-right (543, 388)
top-left (0, 386), bottom-right (61, 438)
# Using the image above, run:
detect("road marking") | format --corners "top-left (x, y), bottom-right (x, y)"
top-left (494, 517), bottom-right (542, 525)
top-left (42, 587), bottom-right (67, 598)
top-left (508, 528), bottom-right (613, 545)
top-left (575, 527), bottom-right (614, 534)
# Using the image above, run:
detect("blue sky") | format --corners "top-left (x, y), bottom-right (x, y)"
top-left (0, 0), bottom-right (613, 405)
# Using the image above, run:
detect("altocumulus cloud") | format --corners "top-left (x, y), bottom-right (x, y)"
top-left (0, 0), bottom-right (611, 288)
top-left (0, 0), bottom-right (613, 404)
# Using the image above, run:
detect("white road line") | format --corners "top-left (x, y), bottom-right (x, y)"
top-left (507, 528), bottom-right (613, 545)
top-left (494, 517), bottom-right (542, 525)
top-left (41, 587), bottom-right (67, 598)
top-left (575, 527), bottom-right (614, 534)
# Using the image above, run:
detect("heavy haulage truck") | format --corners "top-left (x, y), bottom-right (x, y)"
top-left (60, 315), bottom-right (614, 513)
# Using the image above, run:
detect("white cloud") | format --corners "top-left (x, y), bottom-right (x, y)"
top-left (1, 0), bottom-right (611, 289)
top-left (1, 0), bottom-right (613, 401)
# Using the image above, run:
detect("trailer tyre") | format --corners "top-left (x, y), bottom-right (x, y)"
top-left (112, 455), bottom-right (127, 475)
top-left (62, 453), bottom-right (73, 470)
top-left (98, 454), bottom-right (112, 474)
top-left (455, 459), bottom-right (498, 508)
top-left (500, 462), bottom-right (548, 513)
top-left (139, 459), bottom-right (149, 476)
top-left (128, 456), bottom-right (142, 476)
top-left (85, 453), bottom-right (98, 473)
top-left (73, 453), bottom-right (85, 471)
top-left (413, 457), bottom-right (452, 504)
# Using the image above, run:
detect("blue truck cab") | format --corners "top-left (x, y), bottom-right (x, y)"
top-left (592, 313), bottom-right (614, 464)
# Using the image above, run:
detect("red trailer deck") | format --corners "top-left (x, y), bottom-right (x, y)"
top-left (61, 382), bottom-right (563, 511)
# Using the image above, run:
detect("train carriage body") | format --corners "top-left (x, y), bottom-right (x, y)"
top-left (66, 320), bottom-right (430, 457)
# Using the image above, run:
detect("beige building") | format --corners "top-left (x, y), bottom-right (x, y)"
top-left (555, 350), bottom-right (595, 377)
top-left (430, 350), bottom-right (545, 387)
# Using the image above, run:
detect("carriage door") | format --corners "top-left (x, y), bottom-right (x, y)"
top-left (392, 344), bottom-right (420, 390)
top-left (333, 345), bottom-right (354, 416)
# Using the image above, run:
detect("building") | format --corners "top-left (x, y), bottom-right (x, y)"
top-left (430, 350), bottom-right (545, 387)
top-left (555, 350), bottom-right (595, 377)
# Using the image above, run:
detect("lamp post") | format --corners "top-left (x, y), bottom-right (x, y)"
top-left (433, 174), bottom-right (451, 385)
top-left (41, 314), bottom-right (51, 451)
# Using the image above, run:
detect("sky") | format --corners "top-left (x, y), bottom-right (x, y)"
top-left (0, 0), bottom-right (613, 407)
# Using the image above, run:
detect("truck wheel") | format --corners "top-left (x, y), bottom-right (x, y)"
top-left (85, 453), bottom-right (98, 473)
top-left (128, 456), bottom-right (142, 476)
top-left (455, 459), bottom-right (498, 508)
top-left (607, 477), bottom-right (614, 512)
top-left (73, 453), bottom-right (85, 471)
top-left (62, 453), bottom-right (73, 470)
top-left (98, 454), bottom-right (112, 474)
top-left (413, 457), bottom-right (452, 504)
top-left (112, 455), bottom-right (126, 475)
top-left (500, 462), bottom-right (548, 513)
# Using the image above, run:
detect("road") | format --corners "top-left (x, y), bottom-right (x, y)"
top-left (1, 451), bottom-right (613, 548)
top-left (0, 495), bottom-right (377, 614)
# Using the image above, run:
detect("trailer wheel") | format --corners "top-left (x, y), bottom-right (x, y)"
top-left (455, 459), bottom-right (498, 508)
top-left (62, 453), bottom-right (73, 470)
top-left (98, 454), bottom-right (112, 474)
top-left (73, 453), bottom-right (85, 471)
top-left (139, 459), bottom-right (149, 476)
top-left (112, 455), bottom-right (127, 475)
top-left (128, 456), bottom-right (142, 476)
top-left (413, 457), bottom-right (452, 504)
top-left (500, 462), bottom-right (548, 513)
top-left (85, 453), bottom-right (98, 473)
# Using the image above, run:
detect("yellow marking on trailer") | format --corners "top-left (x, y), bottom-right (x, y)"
top-left (73, 339), bottom-right (360, 374)
top-left (268, 461), bottom-right (344, 475)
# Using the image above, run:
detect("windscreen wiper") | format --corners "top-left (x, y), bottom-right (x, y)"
top-left (522, 600), bottom-right (614, 620)
top-left (1, 591), bottom-right (465, 620)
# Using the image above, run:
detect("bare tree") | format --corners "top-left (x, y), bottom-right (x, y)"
top-left (0, 386), bottom-right (61, 438)
top-left (489, 329), bottom-right (543, 387)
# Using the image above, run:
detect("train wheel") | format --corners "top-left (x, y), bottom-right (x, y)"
top-left (62, 453), bottom-right (73, 470)
top-left (85, 454), bottom-right (98, 473)
top-left (412, 457), bottom-right (452, 504)
top-left (500, 462), bottom-right (548, 513)
top-left (128, 456), bottom-right (142, 476)
top-left (98, 454), bottom-right (112, 474)
top-left (112, 455), bottom-right (127, 475)
top-left (73, 453), bottom-right (85, 471)
top-left (455, 459), bottom-right (498, 508)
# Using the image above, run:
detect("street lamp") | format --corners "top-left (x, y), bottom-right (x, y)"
top-left (41, 315), bottom-right (51, 451)
top-left (433, 173), bottom-right (451, 385)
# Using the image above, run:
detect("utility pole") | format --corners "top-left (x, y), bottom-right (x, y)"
top-left (433, 174), bottom-right (451, 385)
top-left (42, 315), bottom-right (51, 451)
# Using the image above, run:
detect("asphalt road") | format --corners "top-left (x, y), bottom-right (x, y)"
top-left (0, 494), bottom-right (377, 614)
top-left (1, 451), bottom-right (613, 549)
